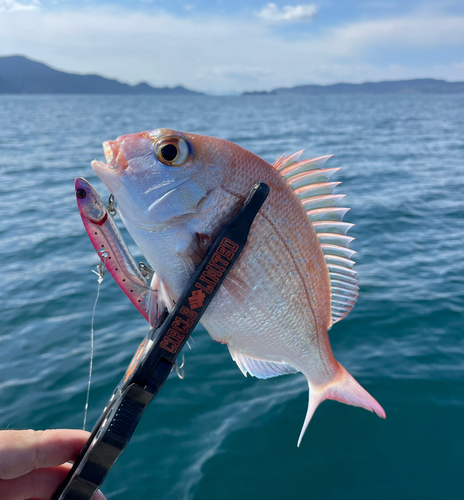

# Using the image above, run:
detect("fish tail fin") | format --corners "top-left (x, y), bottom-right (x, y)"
top-left (297, 382), bottom-right (325, 447)
top-left (297, 363), bottom-right (385, 447)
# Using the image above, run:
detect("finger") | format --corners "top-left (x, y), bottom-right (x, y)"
top-left (0, 463), bottom-right (107, 500)
top-left (0, 429), bottom-right (90, 480)
top-left (0, 463), bottom-right (72, 500)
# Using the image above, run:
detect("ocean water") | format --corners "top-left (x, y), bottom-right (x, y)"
top-left (0, 94), bottom-right (463, 500)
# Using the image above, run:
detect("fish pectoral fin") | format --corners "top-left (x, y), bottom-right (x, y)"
top-left (297, 363), bottom-right (386, 447)
top-left (228, 347), bottom-right (298, 379)
top-left (176, 234), bottom-right (206, 272)
top-left (222, 275), bottom-right (269, 318)
top-left (195, 231), bottom-right (212, 255)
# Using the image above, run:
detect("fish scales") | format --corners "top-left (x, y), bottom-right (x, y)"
top-left (91, 128), bottom-right (385, 445)
top-left (199, 145), bottom-right (333, 378)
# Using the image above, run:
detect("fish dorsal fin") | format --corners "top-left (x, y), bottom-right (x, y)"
top-left (273, 152), bottom-right (359, 327)
top-left (228, 347), bottom-right (298, 379)
top-left (273, 150), bottom-right (304, 171)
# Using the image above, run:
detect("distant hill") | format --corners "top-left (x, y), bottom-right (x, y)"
top-left (0, 55), bottom-right (202, 95)
top-left (243, 79), bottom-right (464, 95)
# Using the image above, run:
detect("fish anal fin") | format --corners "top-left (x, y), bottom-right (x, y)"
top-left (298, 363), bottom-right (385, 446)
top-left (228, 347), bottom-right (298, 379)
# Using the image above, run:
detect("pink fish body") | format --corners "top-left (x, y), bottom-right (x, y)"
top-left (92, 129), bottom-right (385, 445)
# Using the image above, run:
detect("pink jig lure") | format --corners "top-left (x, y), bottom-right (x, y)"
top-left (75, 178), bottom-right (162, 326)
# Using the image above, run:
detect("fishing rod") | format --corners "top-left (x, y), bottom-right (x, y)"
top-left (53, 181), bottom-right (270, 500)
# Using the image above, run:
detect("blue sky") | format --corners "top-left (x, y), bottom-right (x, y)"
top-left (1, 0), bottom-right (464, 93)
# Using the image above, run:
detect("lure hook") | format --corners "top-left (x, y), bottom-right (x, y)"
top-left (175, 354), bottom-right (185, 380)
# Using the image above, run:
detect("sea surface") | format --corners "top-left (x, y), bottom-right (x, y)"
top-left (0, 94), bottom-right (463, 500)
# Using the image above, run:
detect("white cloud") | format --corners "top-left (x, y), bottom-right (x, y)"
top-left (0, 7), bottom-right (463, 93)
top-left (328, 14), bottom-right (464, 50)
top-left (0, 0), bottom-right (39, 12)
top-left (256, 3), bottom-right (317, 23)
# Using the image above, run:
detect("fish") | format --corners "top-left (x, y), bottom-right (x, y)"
top-left (91, 128), bottom-right (386, 445)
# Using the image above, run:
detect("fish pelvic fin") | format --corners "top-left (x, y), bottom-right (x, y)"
top-left (298, 363), bottom-right (385, 447)
top-left (147, 273), bottom-right (176, 326)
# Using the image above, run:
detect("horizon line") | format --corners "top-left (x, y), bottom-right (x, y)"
top-left (1, 54), bottom-right (464, 96)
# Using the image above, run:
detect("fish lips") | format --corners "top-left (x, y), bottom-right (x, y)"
top-left (103, 133), bottom-right (154, 170)
top-left (102, 140), bottom-right (128, 170)
top-left (92, 133), bottom-right (153, 176)
top-left (92, 131), bottom-right (169, 193)
top-left (91, 159), bottom-right (122, 196)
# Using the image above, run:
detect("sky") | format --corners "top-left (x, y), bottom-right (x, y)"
top-left (1, 0), bottom-right (464, 93)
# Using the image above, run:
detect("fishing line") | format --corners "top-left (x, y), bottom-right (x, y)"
top-left (0, 155), bottom-right (16, 176)
top-left (83, 257), bottom-right (106, 431)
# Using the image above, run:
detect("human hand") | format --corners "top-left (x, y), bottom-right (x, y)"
top-left (0, 429), bottom-right (106, 500)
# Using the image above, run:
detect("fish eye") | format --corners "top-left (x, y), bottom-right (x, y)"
top-left (154, 136), bottom-right (189, 166)
top-left (161, 144), bottom-right (177, 162)
top-left (76, 188), bottom-right (87, 199)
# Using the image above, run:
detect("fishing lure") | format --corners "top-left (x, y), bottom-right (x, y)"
top-left (75, 177), bottom-right (172, 326)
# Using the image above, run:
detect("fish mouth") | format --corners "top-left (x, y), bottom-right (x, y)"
top-left (104, 140), bottom-right (128, 170)
top-left (91, 140), bottom-right (128, 174)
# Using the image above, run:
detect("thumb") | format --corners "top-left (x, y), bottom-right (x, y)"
top-left (93, 489), bottom-right (107, 500)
